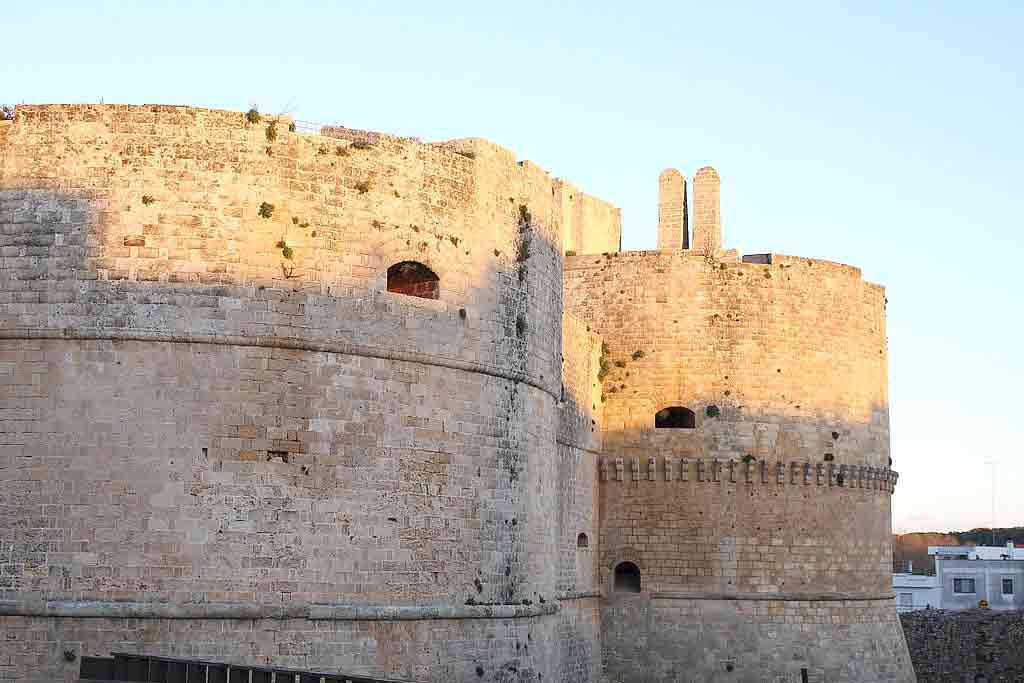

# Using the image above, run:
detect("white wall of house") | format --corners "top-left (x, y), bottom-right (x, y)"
top-left (892, 573), bottom-right (942, 612)
top-left (926, 544), bottom-right (1024, 611)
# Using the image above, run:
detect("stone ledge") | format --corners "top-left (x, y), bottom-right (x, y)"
top-left (555, 590), bottom-right (601, 601)
top-left (600, 455), bottom-right (899, 494)
top-left (0, 598), bottom-right (559, 621)
top-left (0, 328), bottom-right (559, 400)
top-left (650, 591), bottom-right (894, 602)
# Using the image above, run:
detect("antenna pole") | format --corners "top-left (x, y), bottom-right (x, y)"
top-left (985, 460), bottom-right (997, 545)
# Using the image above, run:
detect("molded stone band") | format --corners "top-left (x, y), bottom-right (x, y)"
top-left (599, 456), bottom-right (899, 494)
top-left (650, 591), bottom-right (894, 602)
top-left (555, 440), bottom-right (603, 457)
top-left (555, 590), bottom-right (601, 600)
top-left (0, 598), bottom-right (559, 621)
top-left (0, 328), bottom-right (559, 401)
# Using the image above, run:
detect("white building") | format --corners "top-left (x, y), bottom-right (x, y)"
top-left (892, 562), bottom-right (942, 612)
top-left (928, 542), bottom-right (1024, 611)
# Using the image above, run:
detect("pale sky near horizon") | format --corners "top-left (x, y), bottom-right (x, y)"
top-left (4, 1), bottom-right (1022, 533)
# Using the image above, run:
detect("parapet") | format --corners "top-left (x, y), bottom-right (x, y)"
top-left (653, 165), bottom-right (721, 254)
top-left (691, 166), bottom-right (722, 254)
top-left (657, 168), bottom-right (687, 251)
top-left (554, 179), bottom-right (622, 256)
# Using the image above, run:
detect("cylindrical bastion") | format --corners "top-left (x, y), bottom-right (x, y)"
top-left (0, 104), bottom-right (609, 682)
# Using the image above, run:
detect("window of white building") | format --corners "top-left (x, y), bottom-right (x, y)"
top-left (1002, 578), bottom-right (1014, 595)
top-left (953, 578), bottom-right (976, 594)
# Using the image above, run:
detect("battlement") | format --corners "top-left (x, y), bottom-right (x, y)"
top-left (1, 103), bottom-right (620, 256)
top-left (565, 248), bottom-right (877, 290)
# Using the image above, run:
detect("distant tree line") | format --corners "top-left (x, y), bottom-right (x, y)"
top-left (893, 527), bottom-right (1024, 575)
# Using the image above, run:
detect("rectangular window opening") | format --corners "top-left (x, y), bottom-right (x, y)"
top-left (953, 578), bottom-right (976, 594)
top-left (1003, 578), bottom-right (1014, 595)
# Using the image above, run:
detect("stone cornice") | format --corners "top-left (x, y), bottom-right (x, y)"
top-left (600, 455), bottom-right (899, 494)
top-left (0, 597), bottom-right (559, 621)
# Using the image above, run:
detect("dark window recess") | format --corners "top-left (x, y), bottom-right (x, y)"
top-left (655, 406), bottom-right (696, 429)
top-left (801, 668), bottom-right (809, 683)
top-left (1003, 578), bottom-right (1014, 595)
top-left (613, 561), bottom-right (641, 593)
top-left (387, 261), bottom-right (440, 299)
top-left (953, 578), bottom-right (976, 593)
top-left (577, 532), bottom-right (589, 548)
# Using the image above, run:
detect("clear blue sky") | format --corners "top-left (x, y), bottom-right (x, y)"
top-left (5, 1), bottom-right (1022, 533)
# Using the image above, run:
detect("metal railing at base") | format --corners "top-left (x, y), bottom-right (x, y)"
top-left (80, 653), bottom-right (415, 683)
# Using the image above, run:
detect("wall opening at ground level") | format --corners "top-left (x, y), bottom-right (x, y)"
top-left (613, 562), bottom-right (641, 592)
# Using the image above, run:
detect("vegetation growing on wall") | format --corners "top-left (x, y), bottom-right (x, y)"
top-left (275, 239), bottom-right (293, 260)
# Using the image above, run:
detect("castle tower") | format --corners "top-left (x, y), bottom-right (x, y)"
top-left (561, 169), bottom-right (914, 682)
top-left (656, 168), bottom-right (687, 250)
top-left (0, 104), bottom-right (607, 683)
top-left (1, 107), bottom-right (912, 683)
top-left (691, 165), bottom-right (722, 253)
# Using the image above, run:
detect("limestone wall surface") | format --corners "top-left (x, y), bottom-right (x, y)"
top-left (0, 104), bottom-right (607, 682)
top-left (556, 314), bottom-right (604, 598)
top-left (564, 249), bottom-right (911, 681)
top-left (1, 602), bottom-right (600, 682)
top-left (554, 180), bottom-right (621, 256)
top-left (901, 608), bottom-right (1024, 682)
top-left (602, 596), bottom-right (912, 682)
top-left (0, 103), bottom-right (913, 682)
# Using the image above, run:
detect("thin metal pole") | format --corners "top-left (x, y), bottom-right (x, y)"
top-left (985, 460), bottom-right (997, 545)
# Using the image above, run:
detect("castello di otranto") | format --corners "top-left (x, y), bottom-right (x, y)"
top-left (0, 104), bottom-right (914, 682)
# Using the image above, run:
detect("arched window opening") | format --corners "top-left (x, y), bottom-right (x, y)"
top-left (387, 261), bottom-right (439, 300)
top-left (577, 532), bottom-right (589, 549)
top-left (613, 561), bottom-right (641, 593)
top-left (655, 406), bottom-right (695, 429)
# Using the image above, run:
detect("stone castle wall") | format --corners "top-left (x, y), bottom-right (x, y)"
top-left (0, 105), bottom-right (912, 682)
top-left (564, 248), bottom-right (912, 681)
top-left (901, 608), bottom-right (1024, 681)
top-left (0, 104), bottom-right (615, 682)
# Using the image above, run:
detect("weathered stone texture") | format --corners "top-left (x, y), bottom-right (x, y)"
top-left (603, 596), bottom-right (912, 682)
top-left (0, 104), bottom-right (607, 682)
top-left (565, 247), bottom-right (910, 681)
top-left (0, 104), bottom-right (909, 682)
top-left (656, 168), bottom-right (687, 251)
top-left (1, 604), bottom-right (600, 682)
top-left (692, 166), bottom-right (722, 254)
top-left (554, 180), bottom-right (622, 256)
top-left (901, 609), bottom-right (1024, 682)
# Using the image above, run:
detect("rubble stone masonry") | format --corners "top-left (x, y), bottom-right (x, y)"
top-left (0, 104), bottom-right (911, 682)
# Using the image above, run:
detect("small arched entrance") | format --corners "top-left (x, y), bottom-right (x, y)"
top-left (613, 561), bottom-right (642, 593)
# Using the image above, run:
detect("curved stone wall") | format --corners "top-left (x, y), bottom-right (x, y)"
top-left (564, 249), bottom-right (912, 681)
top-left (0, 105), bottom-right (609, 682)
